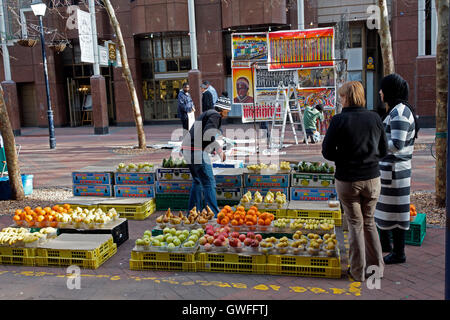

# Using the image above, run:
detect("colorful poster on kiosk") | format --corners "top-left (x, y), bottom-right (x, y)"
top-left (232, 68), bottom-right (255, 104)
top-left (232, 33), bottom-right (268, 67)
top-left (267, 27), bottom-right (335, 71)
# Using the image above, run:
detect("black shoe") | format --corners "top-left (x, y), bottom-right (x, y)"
top-left (383, 252), bottom-right (406, 264)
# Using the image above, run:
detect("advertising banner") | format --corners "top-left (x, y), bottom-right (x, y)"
top-left (77, 9), bottom-right (94, 64)
top-left (232, 33), bottom-right (268, 66)
top-left (268, 27), bottom-right (334, 70)
top-left (232, 68), bottom-right (255, 104)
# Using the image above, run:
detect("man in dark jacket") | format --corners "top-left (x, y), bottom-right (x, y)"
top-left (201, 83), bottom-right (214, 112)
top-left (182, 97), bottom-right (231, 215)
top-left (177, 82), bottom-right (195, 131)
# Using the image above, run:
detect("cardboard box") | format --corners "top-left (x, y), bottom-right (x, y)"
top-left (72, 172), bottom-right (114, 185)
top-left (155, 181), bottom-right (192, 195)
top-left (290, 187), bottom-right (337, 201)
top-left (156, 168), bottom-right (192, 181)
top-left (244, 172), bottom-right (290, 188)
top-left (216, 188), bottom-right (242, 201)
top-left (115, 172), bottom-right (156, 185)
top-left (214, 168), bottom-right (244, 188)
top-left (73, 184), bottom-right (113, 197)
top-left (58, 219), bottom-right (129, 247)
top-left (291, 172), bottom-right (335, 187)
top-left (114, 185), bottom-right (155, 198)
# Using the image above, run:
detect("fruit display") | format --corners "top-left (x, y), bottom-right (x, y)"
top-left (13, 205), bottom-right (118, 229)
top-left (228, 231), bottom-right (263, 253)
top-left (293, 161), bottom-right (334, 174)
top-left (117, 162), bottom-right (154, 172)
top-left (0, 227), bottom-right (56, 247)
top-left (279, 161), bottom-right (291, 171)
top-left (286, 218), bottom-right (335, 232)
top-left (260, 237), bottom-right (277, 254)
top-left (217, 205), bottom-right (274, 230)
top-left (199, 225), bottom-right (231, 252)
top-left (135, 227), bottom-right (203, 252)
top-left (275, 236), bottom-right (290, 254)
top-left (155, 207), bottom-right (214, 228)
top-left (247, 161), bottom-right (291, 173)
top-left (273, 218), bottom-right (290, 230)
top-left (161, 156), bottom-right (188, 168)
top-left (240, 191), bottom-right (288, 209)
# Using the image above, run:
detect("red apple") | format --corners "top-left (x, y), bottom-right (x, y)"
top-left (244, 238), bottom-right (252, 246)
top-left (231, 232), bottom-right (240, 239)
top-left (223, 226), bottom-right (231, 233)
top-left (255, 234), bottom-right (263, 242)
top-left (247, 232), bottom-right (256, 239)
top-left (218, 235), bottom-right (225, 242)
top-left (199, 237), bottom-right (207, 245)
top-left (239, 234), bottom-right (246, 242)
top-left (207, 236), bottom-right (214, 244)
top-left (214, 232), bottom-right (220, 238)
top-left (251, 240), bottom-right (259, 247)
top-left (229, 238), bottom-right (238, 247)
top-left (204, 243), bottom-right (212, 251)
top-left (206, 229), bottom-right (214, 236)
top-left (213, 239), bottom-right (223, 246)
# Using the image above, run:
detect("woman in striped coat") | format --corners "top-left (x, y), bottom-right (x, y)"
top-left (374, 74), bottom-right (420, 265)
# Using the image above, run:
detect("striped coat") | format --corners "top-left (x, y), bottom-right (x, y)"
top-left (374, 103), bottom-right (416, 230)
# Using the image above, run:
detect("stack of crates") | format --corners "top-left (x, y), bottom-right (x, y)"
top-left (0, 247), bottom-right (36, 266)
top-left (35, 234), bottom-right (117, 269)
top-left (113, 168), bottom-right (156, 202)
top-left (288, 167), bottom-right (342, 226)
top-left (72, 167), bottom-right (115, 197)
top-left (130, 248), bottom-right (196, 272)
top-left (214, 168), bottom-right (244, 207)
top-left (99, 198), bottom-right (156, 221)
top-left (155, 166), bottom-right (192, 211)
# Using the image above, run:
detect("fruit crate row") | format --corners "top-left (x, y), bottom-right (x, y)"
top-left (0, 234), bottom-right (117, 269)
top-left (73, 184), bottom-right (156, 198)
top-left (129, 250), bottom-right (341, 278)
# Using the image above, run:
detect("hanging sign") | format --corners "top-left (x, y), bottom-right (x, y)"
top-left (108, 43), bottom-right (117, 61)
top-left (99, 45), bottom-right (108, 66)
top-left (77, 9), bottom-right (94, 64)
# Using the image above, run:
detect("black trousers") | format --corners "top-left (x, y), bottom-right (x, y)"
top-left (379, 228), bottom-right (406, 256)
top-left (181, 118), bottom-right (189, 132)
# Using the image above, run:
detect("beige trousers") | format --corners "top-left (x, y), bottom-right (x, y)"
top-left (336, 177), bottom-right (384, 281)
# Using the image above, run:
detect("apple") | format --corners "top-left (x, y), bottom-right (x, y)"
top-left (168, 243), bottom-right (176, 249)
top-left (251, 240), bottom-right (259, 247)
top-left (204, 243), bottom-right (212, 251)
top-left (218, 235), bottom-right (225, 242)
top-left (247, 232), bottom-right (255, 239)
top-left (213, 239), bottom-right (223, 246)
top-left (176, 230), bottom-right (183, 236)
top-left (170, 228), bottom-right (177, 236)
top-left (165, 236), bottom-right (174, 244)
top-left (255, 234), bottom-right (263, 242)
top-left (178, 234), bottom-right (187, 242)
top-left (163, 227), bottom-right (171, 235)
top-left (206, 229), bottom-right (214, 236)
top-left (239, 234), bottom-right (246, 242)
top-left (173, 238), bottom-right (181, 246)
top-left (229, 238), bottom-right (238, 247)
top-left (244, 238), bottom-right (252, 246)
top-left (223, 226), bottom-right (231, 233)
top-left (207, 236), bottom-right (214, 244)
top-left (214, 232), bottom-right (220, 238)
top-left (199, 237), bottom-right (207, 245)
top-left (231, 232), bottom-right (240, 239)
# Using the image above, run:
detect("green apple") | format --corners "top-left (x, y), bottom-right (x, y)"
top-left (183, 241), bottom-right (195, 247)
top-left (152, 240), bottom-right (161, 246)
top-left (175, 230), bottom-right (183, 236)
top-left (188, 235), bottom-right (198, 243)
top-left (135, 239), bottom-right (145, 245)
top-left (178, 234), bottom-right (187, 242)
top-left (170, 228), bottom-right (177, 236)
top-left (143, 238), bottom-right (150, 246)
top-left (144, 230), bottom-right (152, 237)
top-left (196, 228), bottom-right (204, 235)
top-left (183, 229), bottom-right (190, 236)
top-left (167, 243), bottom-right (176, 249)
top-left (155, 235), bottom-right (164, 241)
top-left (163, 227), bottom-right (171, 235)
top-left (173, 238), bottom-right (181, 246)
top-left (166, 236), bottom-right (174, 244)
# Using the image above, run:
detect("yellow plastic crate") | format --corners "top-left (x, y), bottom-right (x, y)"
top-left (69, 204), bottom-right (98, 210)
top-left (267, 254), bottom-right (340, 268)
top-left (0, 247), bottom-right (36, 257)
top-left (0, 255), bottom-right (35, 266)
top-left (99, 199), bottom-right (155, 215)
top-left (286, 208), bottom-right (342, 226)
top-left (196, 252), bottom-right (266, 264)
top-left (266, 264), bottom-right (342, 278)
top-left (196, 261), bottom-right (266, 274)
top-left (130, 259), bottom-right (197, 272)
top-left (118, 205), bottom-right (156, 220)
top-left (131, 250), bottom-right (196, 263)
top-left (36, 244), bottom-right (117, 269)
top-left (36, 237), bottom-right (115, 260)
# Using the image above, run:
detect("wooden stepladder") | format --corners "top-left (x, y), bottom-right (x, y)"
top-left (269, 81), bottom-right (308, 149)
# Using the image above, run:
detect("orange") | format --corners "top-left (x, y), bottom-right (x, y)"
top-left (28, 221), bottom-right (35, 227)
top-left (222, 217), bottom-right (230, 224)
top-left (63, 204), bottom-right (71, 210)
top-left (250, 206), bottom-right (258, 211)
top-left (15, 209), bottom-right (23, 215)
top-left (264, 218), bottom-right (272, 226)
top-left (239, 218), bottom-right (244, 225)
top-left (217, 212), bottom-right (225, 220)
top-left (247, 209), bottom-right (256, 216)
top-left (258, 219), bottom-right (265, 226)
top-left (44, 207), bottom-right (52, 213)
top-left (25, 215), bottom-right (33, 222)
top-left (231, 219), bottom-right (239, 226)
top-left (13, 215), bottom-right (21, 221)
top-left (24, 206), bottom-right (31, 212)
top-left (35, 206), bottom-right (42, 211)
top-left (50, 221), bottom-right (58, 228)
top-left (47, 215), bottom-right (55, 222)
top-left (237, 206), bottom-right (245, 212)
top-left (52, 205), bottom-right (60, 211)
top-left (224, 205), bottom-right (232, 212)
top-left (37, 215), bottom-right (45, 222)
top-left (246, 221), bottom-right (253, 226)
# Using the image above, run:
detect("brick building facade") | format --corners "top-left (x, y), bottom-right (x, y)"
top-left (0, 0), bottom-right (438, 135)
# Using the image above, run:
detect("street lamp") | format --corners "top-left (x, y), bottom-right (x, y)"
top-left (31, 0), bottom-right (56, 149)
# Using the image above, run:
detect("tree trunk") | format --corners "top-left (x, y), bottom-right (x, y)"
top-left (103, 0), bottom-right (146, 149)
top-left (435, 0), bottom-right (449, 207)
top-left (378, 0), bottom-right (395, 76)
top-left (0, 85), bottom-right (24, 200)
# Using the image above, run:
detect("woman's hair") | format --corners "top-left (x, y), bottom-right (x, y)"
top-left (337, 81), bottom-right (366, 107)
top-left (380, 73), bottom-right (409, 109)
top-left (380, 73), bottom-right (420, 138)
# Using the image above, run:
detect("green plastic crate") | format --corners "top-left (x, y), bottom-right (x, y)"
top-left (377, 213), bottom-right (426, 246)
top-left (406, 213), bottom-right (426, 246)
top-left (155, 194), bottom-right (190, 210)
